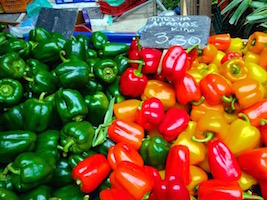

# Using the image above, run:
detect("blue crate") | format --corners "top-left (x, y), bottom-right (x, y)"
top-left (55, 0), bottom-right (82, 4)
top-left (83, 0), bottom-right (95, 2)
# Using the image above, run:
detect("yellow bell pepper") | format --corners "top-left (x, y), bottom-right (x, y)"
top-left (187, 68), bottom-right (203, 84)
top-left (224, 118), bottom-right (261, 156)
top-left (113, 99), bottom-right (141, 122)
top-left (225, 37), bottom-right (244, 55)
top-left (198, 150), bottom-right (210, 173)
top-left (259, 47), bottom-right (267, 70)
top-left (238, 171), bottom-right (258, 191)
top-left (190, 195), bottom-right (197, 200)
top-left (196, 63), bottom-right (219, 77)
top-left (187, 165), bottom-right (208, 195)
top-left (173, 121), bottom-right (206, 165)
top-left (211, 50), bottom-right (225, 69)
top-left (243, 51), bottom-right (260, 64)
top-left (141, 80), bottom-right (176, 110)
top-left (246, 62), bottom-right (267, 84)
top-left (223, 111), bottom-right (238, 124)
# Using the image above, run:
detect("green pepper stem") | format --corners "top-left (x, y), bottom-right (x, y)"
top-left (83, 195), bottom-right (90, 200)
top-left (192, 132), bottom-right (214, 143)
top-left (134, 60), bottom-right (144, 77)
top-left (57, 145), bottom-right (64, 151)
top-left (260, 119), bottom-right (267, 126)
top-left (127, 59), bottom-right (143, 65)
top-left (39, 92), bottom-right (47, 101)
top-left (76, 179), bottom-right (83, 187)
top-left (73, 115), bottom-right (84, 122)
top-left (221, 95), bottom-right (233, 103)
top-left (4, 163), bottom-right (20, 175)
top-left (136, 34), bottom-right (141, 52)
top-left (59, 50), bottom-right (70, 63)
top-left (186, 44), bottom-right (199, 54)
top-left (63, 139), bottom-right (75, 153)
top-left (238, 113), bottom-right (251, 123)
top-left (191, 96), bottom-right (205, 106)
top-left (231, 64), bottom-right (241, 75)
top-left (231, 97), bottom-right (236, 111)
top-left (243, 191), bottom-right (263, 199)
top-left (23, 76), bottom-right (34, 82)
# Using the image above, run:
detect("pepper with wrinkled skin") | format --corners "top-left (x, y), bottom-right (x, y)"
top-left (63, 36), bottom-right (86, 61)
top-left (25, 59), bottom-right (50, 76)
top-left (0, 38), bottom-right (31, 59)
top-left (29, 27), bottom-right (52, 43)
top-left (94, 59), bottom-right (119, 84)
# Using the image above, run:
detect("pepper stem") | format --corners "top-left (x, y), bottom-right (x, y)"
top-left (83, 195), bottom-right (90, 200)
top-left (191, 96), bottom-right (205, 106)
top-left (186, 44), bottom-right (199, 54)
top-left (260, 119), bottom-right (267, 126)
top-left (231, 64), bottom-right (241, 75)
top-left (59, 50), bottom-right (70, 63)
top-left (3, 163), bottom-right (20, 175)
top-left (23, 76), bottom-right (34, 82)
top-left (192, 132), bottom-right (214, 143)
top-left (238, 113), bottom-right (251, 123)
top-left (133, 60), bottom-right (144, 77)
top-left (39, 92), bottom-right (47, 101)
top-left (243, 191), bottom-right (263, 199)
top-left (221, 95), bottom-right (233, 103)
top-left (63, 139), bottom-right (75, 153)
top-left (136, 34), bottom-right (141, 52)
top-left (76, 179), bottom-right (83, 187)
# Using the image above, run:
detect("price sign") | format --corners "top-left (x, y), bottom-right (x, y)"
top-left (140, 15), bottom-right (211, 49)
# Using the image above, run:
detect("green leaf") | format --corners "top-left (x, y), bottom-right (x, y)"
top-left (220, 0), bottom-right (243, 15)
top-left (229, 0), bottom-right (250, 25)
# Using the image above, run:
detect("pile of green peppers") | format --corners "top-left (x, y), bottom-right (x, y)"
top-left (0, 26), bottom-right (131, 199)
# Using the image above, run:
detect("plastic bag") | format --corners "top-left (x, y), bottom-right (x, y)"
top-left (26, 0), bottom-right (52, 17)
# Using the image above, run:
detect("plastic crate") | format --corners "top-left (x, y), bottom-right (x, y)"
top-left (99, 0), bottom-right (145, 16)
top-left (55, 0), bottom-right (83, 4)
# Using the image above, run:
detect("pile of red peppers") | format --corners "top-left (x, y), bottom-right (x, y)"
top-left (72, 31), bottom-right (267, 200)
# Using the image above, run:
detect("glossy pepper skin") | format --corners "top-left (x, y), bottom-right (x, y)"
top-left (98, 42), bottom-right (129, 57)
top-left (106, 76), bottom-right (125, 103)
top-left (199, 73), bottom-right (232, 105)
top-left (72, 154), bottom-right (111, 193)
top-left (0, 130), bottom-right (37, 163)
top-left (198, 44), bottom-right (218, 64)
top-left (165, 145), bottom-right (191, 185)
top-left (260, 124), bottom-right (267, 146)
top-left (76, 34), bottom-right (90, 50)
top-left (29, 27), bottom-right (52, 43)
top-left (55, 89), bottom-right (88, 124)
top-left (100, 188), bottom-right (129, 200)
top-left (174, 73), bottom-right (203, 105)
top-left (23, 92), bottom-right (53, 132)
top-left (208, 34), bottom-right (231, 51)
top-left (139, 47), bottom-right (163, 74)
top-left (94, 59), bottom-right (119, 84)
top-left (5, 152), bottom-right (56, 192)
top-left (0, 78), bottom-right (23, 108)
top-left (67, 149), bottom-right (96, 169)
top-left (0, 188), bottom-right (19, 200)
top-left (110, 161), bottom-right (154, 200)
top-left (139, 136), bottom-right (170, 170)
top-left (51, 183), bottom-right (88, 199)
top-left (0, 38), bottom-right (31, 59)
top-left (187, 165), bottom-right (208, 195)
top-left (161, 45), bottom-right (189, 81)
top-left (108, 119), bottom-right (144, 150)
top-left (59, 121), bottom-right (94, 156)
top-left (25, 58), bottom-right (50, 76)
top-left (113, 99), bottom-right (141, 122)
top-left (114, 55), bottom-right (130, 76)
top-left (208, 139), bottom-right (241, 181)
top-left (158, 107), bottom-right (190, 142)
top-left (0, 52), bottom-right (26, 80)
top-left (63, 36), bottom-right (86, 61)
top-left (247, 31), bottom-right (267, 54)
top-left (107, 142), bottom-right (144, 170)
top-left (136, 97), bottom-right (165, 131)
top-left (90, 31), bottom-right (108, 50)
top-left (259, 47), bottom-right (267, 69)
top-left (20, 185), bottom-right (52, 200)
top-left (221, 52), bottom-right (243, 64)
top-left (246, 62), bottom-right (267, 84)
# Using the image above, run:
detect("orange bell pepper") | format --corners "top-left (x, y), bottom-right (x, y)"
top-left (231, 78), bottom-right (264, 109)
top-left (141, 80), bottom-right (176, 110)
top-left (113, 99), bottom-right (141, 122)
top-left (208, 33), bottom-right (231, 51)
top-left (107, 142), bottom-right (144, 170)
top-left (259, 47), bottom-right (267, 70)
top-left (110, 161), bottom-right (154, 200)
top-left (187, 165), bottom-right (208, 195)
top-left (173, 121), bottom-right (206, 165)
top-left (198, 44), bottom-right (218, 64)
top-left (220, 58), bottom-right (248, 82)
top-left (247, 31), bottom-right (267, 54)
top-left (108, 119), bottom-right (144, 150)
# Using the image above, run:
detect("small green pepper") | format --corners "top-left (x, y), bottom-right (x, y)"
top-left (98, 42), bottom-right (129, 57)
top-left (93, 137), bottom-right (115, 156)
top-left (80, 79), bottom-right (104, 96)
top-left (84, 91), bottom-right (109, 126)
top-left (68, 149), bottom-right (96, 169)
top-left (76, 34), bottom-right (90, 50)
top-left (29, 27), bottom-right (52, 43)
top-left (55, 89), bottom-right (88, 123)
top-left (0, 52), bottom-right (26, 80)
top-left (139, 136), bottom-right (170, 170)
top-left (105, 76), bottom-right (125, 103)
top-left (0, 78), bottom-right (23, 108)
top-left (90, 31), bottom-right (108, 50)
top-left (63, 36), bottom-right (86, 61)
top-left (0, 188), bottom-right (19, 200)
top-left (20, 185), bottom-right (52, 200)
top-left (52, 183), bottom-right (88, 200)
top-left (114, 54), bottom-right (130, 76)
top-left (51, 32), bottom-right (67, 49)
top-left (0, 130), bottom-right (37, 163)
top-left (0, 38), bottom-right (31, 59)
top-left (25, 59), bottom-right (50, 77)
top-left (0, 168), bottom-right (13, 190)
top-left (94, 59), bottom-right (118, 84)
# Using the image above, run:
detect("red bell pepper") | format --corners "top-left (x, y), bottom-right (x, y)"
top-left (139, 48), bottom-right (162, 74)
top-left (165, 145), bottom-right (191, 185)
top-left (198, 179), bottom-right (263, 200)
top-left (110, 161), bottom-right (154, 200)
top-left (187, 48), bottom-right (199, 67)
top-left (148, 175), bottom-right (190, 200)
top-left (199, 73), bottom-right (232, 105)
top-left (119, 64), bottom-right (147, 98)
top-left (161, 45), bottom-right (189, 81)
top-left (143, 165), bottom-right (162, 185)
top-left (174, 73), bottom-right (204, 105)
top-left (238, 147), bottom-right (267, 181)
top-left (259, 181), bottom-right (267, 200)
top-left (99, 188), bottom-right (129, 200)
top-left (239, 99), bottom-right (267, 127)
top-left (208, 34), bottom-right (231, 51)
top-left (221, 52), bottom-right (243, 64)
top-left (72, 154), bottom-right (111, 193)
top-left (260, 124), bottom-right (267, 146)
top-left (158, 107), bottom-right (190, 142)
top-left (107, 142), bottom-right (144, 170)
top-left (208, 139), bottom-right (241, 181)
top-left (108, 119), bottom-right (144, 150)
top-left (136, 97), bottom-right (165, 131)
top-left (128, 36), bottom-right (140, 69)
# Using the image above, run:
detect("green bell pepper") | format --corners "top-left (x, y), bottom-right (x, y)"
top-left (25, 59), bottom-right (50, 77)
top-left (0, 32), bottom-right (7, 46)
top-left (90, 31), bottom-right (108, 50)
top-left (4, 152), bottom-right (56, 192)
top-left (0, 38), bottom-right (31, 59)
top-left (84, 91), bottom-right (109, 126)
top-left (59, 121), bottom-right (95, 156)
top-left (20, 185), bottom-right (52, 200)
top-left (23, 92), bottom-right (53, 132)
top-left (98, 42), bottom-right (129, 57)
top-left (29, 27), bottom-right (52, 43)
top-left (0, 130), bottom-right (37, 163)
top-left (0, 78), bottom-right (23, 108)
top-left (85, 48), bottom-right (97, 60)
top-left (80, 79), bottom-right (104, 96)
top-left (0, 24), bottom-right (6, 31)
top-left (63, 36), bottom-right (86, 61)
top-left (93, 137), bottom-right (115, 156)
top-left (0, 102), bottom-right (24, 130)
top-left (0, 188), bottom-right (19, 200)
top-left (68, 149), bottom-right (96, 169)
top-left (76, 34), bottom-right (90, 50)
top-left (50, 158), bottom-right (73, 188)
top-left (24, 70), bottom-right (58, 95)
top-left (52, 183), bottom-right (88, 200)
top-left (35, 130), bottom-right (60, 161)
top-left (31, 39), bottom-right (62, 64)
top-left (139, 136), bottom-right (170, 170)
top-left (51, 32), bottom-right (67, 49)
top-left (94, 59), bottom-right (118, 84)
top-left (55, 89), bottom-right (88, 123)
top-left (53, 58), bottom-right (90, 89)
top-left (114, 55), bottom-right (130, 76)
top-left (105, 76), bottom-right (125, 103)
top-left (0, 168), bottom-right (13, 190)
top-left (0, 52), bottom-right (26, 80)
